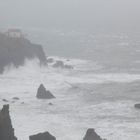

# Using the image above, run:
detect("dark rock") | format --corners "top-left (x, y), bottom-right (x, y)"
top-left (0, 104), bottom-right (17, 140)
top-left (48, 103), bottom-right (53, 106)
top-left (2, 99), bottom-right (9, 102)
top-left (47, 58), bottom-right (54, 63)
top-left (53, 60), bottom-right (64, 68)
top-left (0, 33), bottom-right (47, 74)
top-left (12, 97), bottom-right (20, 100)
top-left (53, 60), bottom-right (73, 69)
top-left (11, 101), bottom-right (15, 104)
top-left (134, 103), bottom-right (140, 109)
top-left (83, 128), bottom-right (105, 140)
top-left (29, 131), bottom-right (56, 140)
top-left (36, 84), bottom-right (55, 99)
top-left (64, 64), bottom-right (73, 69)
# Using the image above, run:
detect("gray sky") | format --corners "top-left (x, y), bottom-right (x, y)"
top-left (0, 0), bottom-right (140, 31)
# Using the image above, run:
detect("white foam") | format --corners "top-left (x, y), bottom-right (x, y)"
top-left (1, 58), bottom-right (140, 140)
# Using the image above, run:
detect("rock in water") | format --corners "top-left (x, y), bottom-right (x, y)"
top-left (48, 103), bottom-right (53, 106)
top-left (47, 58), bottom-right (54, 63)
top-left (64, 64), bottom-right (73, 69)
top-left (134, 103), bottom-right (140, 109)
top-left (29, 132), bottom-right (56, 140)
top-left (52, 60), bottom-right (73, 69)
top-left (2, 99), bottom-right (9, 102)
top-left (36, 84), bottom-right (55, 99)
top-left (53, 60), bottom-right (64, 68)
top-left (12, 97), bottom-right (20, 100)
top-left (83, 129), bottom-right (105, 140)
top-left (0, 104), bottom-right (17, 140)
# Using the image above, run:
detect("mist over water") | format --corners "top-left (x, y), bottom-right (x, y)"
top-left (1, 0), bottom-right (140, 31)
top-left (1, 0), bottom-right (140, 140)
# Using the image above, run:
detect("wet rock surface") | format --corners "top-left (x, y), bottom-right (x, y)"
top-left (12, 97), bottom-right (20, 100)
top-left (47, 58), bottom-right (54, 63)
top-left (2, 99), bottom-right (9, 102)
top-left (29, 132), bottom-right (56, 140)
top-left (134, 103), bottom-right (140, 109)
top-left (83, 128), bottom-right (106, 140)
top-left (0, 104), bottom-right (17, 140)
top-left (53, 60), bottom-right (73, 69)
top-left (52, 60), bottom-right (64, 68)
top-left (36, 84), bottom-right (55, 99)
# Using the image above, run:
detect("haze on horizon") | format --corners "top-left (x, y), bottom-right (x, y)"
top-left (0, 0), bottom-right (140, 32)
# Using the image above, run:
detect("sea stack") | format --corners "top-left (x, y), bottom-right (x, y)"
top-left (0, 104), bottom-right (17, 140)
top-left (29, 131), bottom-right (56, 140)
top-left (36, 84), bottom-right (55, 99)
top-left (83, 128), bottom-right (106, 140)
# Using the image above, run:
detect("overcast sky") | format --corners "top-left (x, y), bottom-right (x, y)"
top-left (0, 0), bottom-right (140, 31)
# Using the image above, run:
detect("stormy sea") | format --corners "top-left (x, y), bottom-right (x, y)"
top-left (1, 29), bottom-right (140, 140)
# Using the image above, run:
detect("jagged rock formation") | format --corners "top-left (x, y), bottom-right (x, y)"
top-left (29, 129), bottom-right (106, 140)
top-left (0, 104), bottom-right (108, 140)
top-left (36, 84), bottom-right (55, 99)
top-left (29, 132), bottom-right (56, 140)
top-left (0, 33), bottom-right (47, 73)
top-left (0, 104), bottom-right (17, 140)
top-left (83, 128), bottom-right (106, 140)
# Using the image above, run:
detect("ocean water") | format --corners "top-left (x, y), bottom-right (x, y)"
top-left (1, 56), bottom-right (140, 140)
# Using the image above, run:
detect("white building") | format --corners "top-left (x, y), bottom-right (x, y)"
top-left (5, 29), bottom-right (24, 38)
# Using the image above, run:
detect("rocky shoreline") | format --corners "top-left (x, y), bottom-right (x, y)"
top-left (0, 105), bottom-right (106, 140)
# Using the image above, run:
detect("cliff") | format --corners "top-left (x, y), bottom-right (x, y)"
top-left (0, 104), bottom-right (17, 140)
top-left (0, 33), bottom-right (47, 73)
